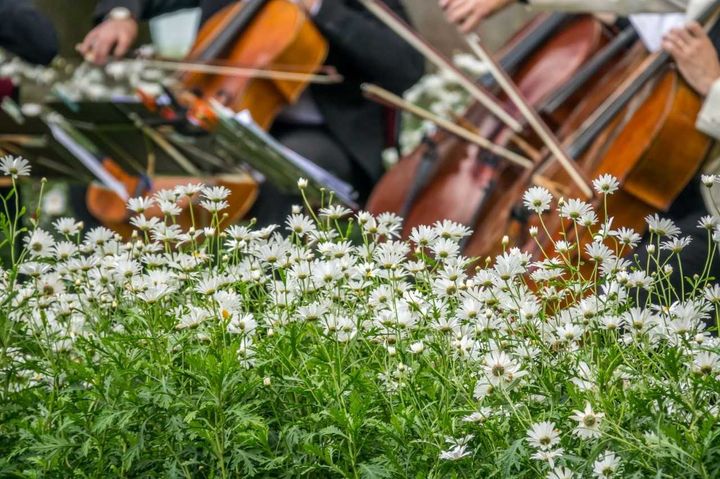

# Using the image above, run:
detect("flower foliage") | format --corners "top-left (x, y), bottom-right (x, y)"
top-left (1, 159), bottom-right (719, 478)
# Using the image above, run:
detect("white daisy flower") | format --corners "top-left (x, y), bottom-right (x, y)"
top-left (570, 402), bottom-right (604, 439)
top-left (593, 174), bottom-right (619, 195)
top-left (523, 186), bottom-right (553, 213)
top-left (526, 421), bottom-right (561, 450)
top-left (547, 466), bottom-right (575, 479)
top-left (692, 351), bottom-right (719, 376)
top-left (592, 451), bottom-right (621, 478)
top-left (645, 214), bottom-right (681, 238)
top-left (439, 435), bottom-right (474, 461)
top-left (53, 217), bottom-right (82, 236)
top-left (0, 155), bottom-right (31, 178)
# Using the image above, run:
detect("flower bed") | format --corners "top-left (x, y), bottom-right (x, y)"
top-left (1, 157), bottom-right (719, 478)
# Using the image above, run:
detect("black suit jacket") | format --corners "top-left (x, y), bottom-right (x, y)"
top-left (95, 0), bottom-right (425, 182)
top-left (0, 0), bottom-right (58, 65)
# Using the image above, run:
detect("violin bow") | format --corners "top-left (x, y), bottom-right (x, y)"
top-left (464, 34), bottom-right (593, 198)
top-left (111, 58), bottom-right (344, 84)
top-left (358, 0), bottom-right (522, 133)
top-left (361, 83), bottom-right (533, 169)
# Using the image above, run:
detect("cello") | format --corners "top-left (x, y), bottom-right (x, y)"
top-left (364, 8), bottom-right (628, 239)
top-left (467, 1), bottom-right (719, 272)
top-left (85, 0), bottom-right (333, 234)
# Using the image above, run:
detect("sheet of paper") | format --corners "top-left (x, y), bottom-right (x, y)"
top-left (630, 13), bottom-right (687, 52)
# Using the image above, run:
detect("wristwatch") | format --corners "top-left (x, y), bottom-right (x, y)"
top-left (107, 7), bottom-right (133, 21)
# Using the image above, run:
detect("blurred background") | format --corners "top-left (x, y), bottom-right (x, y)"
top-left (33, 0), bottom-right (531, 59)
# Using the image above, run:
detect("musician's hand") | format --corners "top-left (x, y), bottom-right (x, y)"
top-left (663, 22), bottom-right (720, 96)
top-left (302, 0), bottom-right (319, 12)
top-left (77, 18), bottom-right (139, 65)
top-left (439, 0), bottom-right (515, 33)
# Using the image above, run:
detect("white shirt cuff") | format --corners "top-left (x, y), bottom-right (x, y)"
top-left (697, 78), bottom-right (720, 140)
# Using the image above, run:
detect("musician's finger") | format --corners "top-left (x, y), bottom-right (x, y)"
top-left (686, 21), bottom-right (705, 38)
top-left (446, 0), bottom-right (475, 22)
top-left (91, 36), bottom-right (115, 65)
top-left (662, 38), bottom-right (684, 60)
top-left (77, 31), bottom-right (98, 56)
top-left (113, 33), bottom-right (133, 59)
top-left (673, 26), bottom-right (694, 45)
top-left (664, 31), bottom-right (689, 53)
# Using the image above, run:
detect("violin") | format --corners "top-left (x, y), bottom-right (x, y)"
top-left (86, 0), bottom-right (334, 234)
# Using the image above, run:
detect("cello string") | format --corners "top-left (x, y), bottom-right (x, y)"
top-left (465, 34), bottom-right (594, 199)
top-left (357, 0), bottom-right (523, 134)
top-left (361, 83), bottom-right (533, 170)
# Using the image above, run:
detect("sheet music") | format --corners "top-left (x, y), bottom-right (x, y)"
top-left (211, 102), bottom-right (358, 208)
top-left (233, 110), bottom-right (356, 198)
top-left (630, 13), bottom-right (686, 52)
top-left (47, 118), bottom-right (129, 200)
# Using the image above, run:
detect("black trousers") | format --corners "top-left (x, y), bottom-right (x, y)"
top-left (247, 122), bottom-right (373, 227)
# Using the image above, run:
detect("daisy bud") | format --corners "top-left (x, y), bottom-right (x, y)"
top-left (409, 341), bottom-right (424, 354)
top-left (388, 346), bottom-right (397, 356)
top-left (297, 178), bottom-right (308, 189)
top-left (267, 328), bottom-right (275, 337)
top-left (263, 377), bottom-right (272, 386)
top-left (646, 244), bottom-right (656, 255)
top-left (663, 265), bottom-right (673, 275)
top-left (502, 235), bottom-right (509, 248)
top-left (222, 254), bottom-right (229, 262)
top-left (291, 204), bottom-right (302, 214)
top-left (529, 226), bottom-right (538, 237)
top-left (702, 174), bottom-right (717, 188)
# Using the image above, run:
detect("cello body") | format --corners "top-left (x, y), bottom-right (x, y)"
top-left (463, 41), bottom-right (650, 259)
top-left (526, 68), bottom-right (713, 262)
top-left (182, 0), bottom-right (328, 130)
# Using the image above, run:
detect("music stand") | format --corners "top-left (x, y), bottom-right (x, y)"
top-left (211, 103), bottom-right (359, 210)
